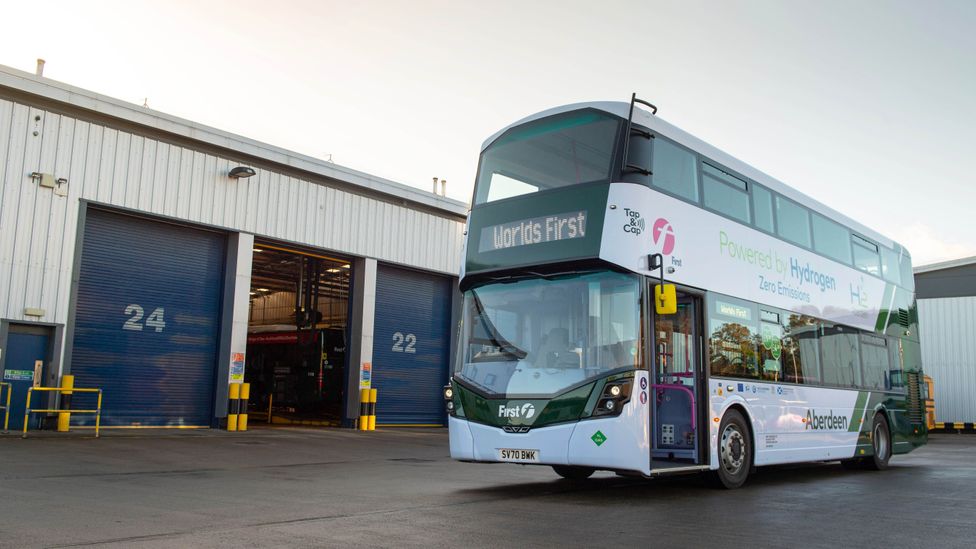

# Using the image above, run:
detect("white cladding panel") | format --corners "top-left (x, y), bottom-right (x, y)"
top-left (0, 98), bottom-right (464, 325)
top-left (918, 297), bottom-right (976, 423)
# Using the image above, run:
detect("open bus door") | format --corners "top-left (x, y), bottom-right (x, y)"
top-left (649, 284), bottom-right (707, 472)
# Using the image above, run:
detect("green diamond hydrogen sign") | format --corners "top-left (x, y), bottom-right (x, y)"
top-left (591, 431), bottom-right (607, 446)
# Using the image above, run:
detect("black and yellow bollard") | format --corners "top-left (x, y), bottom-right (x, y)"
top-left (367, 388), bottom-right (377, 431)
top-left (359, 388), bottom-right (369, 431)
top-left (57, 375), bottom-right (74, 432)
top-left (239, 383), bottom-right (250, 432)
top-left (228, 383), bottom-right (240, 431)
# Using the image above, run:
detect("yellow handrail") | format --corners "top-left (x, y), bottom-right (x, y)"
top-left (22, 386), bottom-right (103, 438)
top-left (0, 382), bottom-right (11, 433)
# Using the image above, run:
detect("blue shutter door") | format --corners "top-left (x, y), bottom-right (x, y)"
top-left (70, 209), bottom-right (225, 426)
top-left (372, 265), bottom-right (452, 425)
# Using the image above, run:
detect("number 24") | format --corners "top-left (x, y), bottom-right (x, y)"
top-left (123, 305), bottom-right (166, 332)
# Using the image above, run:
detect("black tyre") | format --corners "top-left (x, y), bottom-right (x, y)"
top-left (552, 465), bottom-right (596, 480)
top-left (865, 413), bottom-right (892, 471)
top-left (708, 409), bottom-right (752, 489)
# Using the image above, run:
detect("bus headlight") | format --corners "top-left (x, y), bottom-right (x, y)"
top-left (593, 380), bottom-right (632, 417)
top-left (443, 386), bottom-right (454, 400)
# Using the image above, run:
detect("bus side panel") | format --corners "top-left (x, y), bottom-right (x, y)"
top-left (567, 370), bottom-right (651, 475)
top-left (712, 379), bottom-right (869, 466)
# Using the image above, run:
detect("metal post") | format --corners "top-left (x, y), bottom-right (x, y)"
top-left (266, 392), bottom-right (273, 423)
top-left (95, 390), bottom-right (102, 438)
top-left (1, 382), bottom-right (10, 433)
top-left (22, 388), bottom-right (32, 438)
top-left (239, 383), bottom-right (250, 432)
top-left (368, 389), bottom-right (378, 431)
top-left (228, 383), bottom-right (240, 431)
top-left (359, 388), bottom-right (369, 431)
top-left (57, 374), bottom-right (74, 432)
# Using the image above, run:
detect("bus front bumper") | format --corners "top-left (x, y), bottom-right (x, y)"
top-left (449, 411), bottom-right (651, 475)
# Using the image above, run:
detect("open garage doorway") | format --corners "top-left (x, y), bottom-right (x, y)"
top-left (247, 243), bottom-right (351, 426)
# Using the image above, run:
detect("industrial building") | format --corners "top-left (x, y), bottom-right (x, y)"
top-left (0, 63), bottom-right (466, 431)
top-left (915, 255), bottom-right (976, 426)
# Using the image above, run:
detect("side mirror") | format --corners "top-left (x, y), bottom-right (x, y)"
top-left (655, 284), bottom-right (677, 315)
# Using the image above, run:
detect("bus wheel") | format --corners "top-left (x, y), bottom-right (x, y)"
top-left (866, 413), bottom-right (891, 471)
top-left (552, 465), bottom-right (595, 480)
top-left (709, 409), bottom-right (752, 489)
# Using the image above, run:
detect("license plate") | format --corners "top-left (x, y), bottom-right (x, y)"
top-left (498, 448), bottom-right (539, 462)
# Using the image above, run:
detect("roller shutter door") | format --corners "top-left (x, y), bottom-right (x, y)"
top-left (372, 265), bottom-right (452, 425)
top-left (70, 209), bottom-right (225, 426)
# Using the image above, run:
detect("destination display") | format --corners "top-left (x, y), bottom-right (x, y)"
top-left (478, 211), bottom-right (588, 252)
top-left (599, 183), bottom-right (888, 331)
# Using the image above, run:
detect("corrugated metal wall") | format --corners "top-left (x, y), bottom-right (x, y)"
top-left (0, 97), bottom-right (464, 329)
top-left (918, 297), bottom-right (976, 423)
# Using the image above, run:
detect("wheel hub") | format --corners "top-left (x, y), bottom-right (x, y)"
top-left (721, 426), bottom-right (745, 473)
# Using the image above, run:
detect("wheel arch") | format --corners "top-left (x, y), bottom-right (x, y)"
top-left (712, 398), bottom-right (758, 470)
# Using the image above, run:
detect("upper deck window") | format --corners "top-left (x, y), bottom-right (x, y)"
top-left (775, 195), bottom-right (812, 248)
top-left (702, 162), bottom-right (750, 224)
top-left (474, 110), bottom-right (620, 205)
top-left (752, 185), bottom-right (775, 233)
top-left (852, 234), bottom-right (881, 276)
top-left (652, 138), bottom-right (699, 202)
top-left (812, 213), bottom-right (852, 264)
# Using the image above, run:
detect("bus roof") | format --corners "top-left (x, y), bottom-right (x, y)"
top-left (481, 101), bottom-right (904, 255)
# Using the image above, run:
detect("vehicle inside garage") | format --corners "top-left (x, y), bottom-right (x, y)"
top-left (246, 244), bottom-right (351, 426)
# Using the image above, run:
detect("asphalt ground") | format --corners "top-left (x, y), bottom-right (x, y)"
top-left (0, 428), bottom-right (973, 548)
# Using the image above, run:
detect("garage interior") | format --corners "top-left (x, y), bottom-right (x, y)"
top-left (246, 244), bottom-right (351, 426)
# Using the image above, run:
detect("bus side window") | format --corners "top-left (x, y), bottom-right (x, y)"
top-left (820, 323), bottom-right (862, 388)
top-left (859, 333), bottom-right (889, 390)
top-left (759, 311), bottom-right (782, 381)
top-left (708, 319), bottom-right (758, 380)
top-left (782, 314), bottom-right (821, 384)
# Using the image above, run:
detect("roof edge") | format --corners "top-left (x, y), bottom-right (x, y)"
top-left (0, 64), bottom-right (468, 218)
top-left (913, 254), bottom-right (976, 274)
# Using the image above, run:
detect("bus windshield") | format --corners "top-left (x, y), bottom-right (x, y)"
top-left (473, 110), bottom-right (621, 205)
top-left (455, 271), bottom-right (641, 397)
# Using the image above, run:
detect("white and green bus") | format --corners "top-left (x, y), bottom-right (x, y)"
top-left (446, 96), bottom-right (927, 488)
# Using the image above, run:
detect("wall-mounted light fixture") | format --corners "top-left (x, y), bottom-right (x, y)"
top-left (229, 166), bottom-right (256, 179)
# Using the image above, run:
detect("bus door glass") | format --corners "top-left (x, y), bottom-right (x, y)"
top-left (652, 296), bottom-right (700, 462)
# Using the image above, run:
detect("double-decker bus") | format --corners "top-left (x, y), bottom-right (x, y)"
top-left (446, 96), bottom-right (926, 488)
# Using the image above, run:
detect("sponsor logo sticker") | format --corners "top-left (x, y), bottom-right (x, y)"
top-left (652, 218), bottom-right (676, 255)
top-left (498, 402), bottom-right (536, 419)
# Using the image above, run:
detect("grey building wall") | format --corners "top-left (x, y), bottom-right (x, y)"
top-left (0, 65), bottom-right (466, 391)
top-left (917, 296), bottom-right (976, 423)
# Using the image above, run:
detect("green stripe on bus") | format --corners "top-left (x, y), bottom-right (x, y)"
top-left (875, 283), bottom-right (896, 332)
top-left (849, 391), bottom-right (869, 432)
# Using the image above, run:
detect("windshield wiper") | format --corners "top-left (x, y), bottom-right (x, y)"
top-left (471, 291), bottom-right (528, 360)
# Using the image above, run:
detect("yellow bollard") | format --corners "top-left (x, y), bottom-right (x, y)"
top-left (359, 388), bottom-right (369, 431)
top-left (57, 375), bottom-right (74, 432)
top-left (368, 388), bottom-right (378, 431)
top-left (22, 388), bottom-right (32, 438)
top-left (239, 383), bottom-right (250, 432)
top-left (228, 383), bottom-right (240, 431)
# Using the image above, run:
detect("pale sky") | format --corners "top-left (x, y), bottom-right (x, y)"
top-left (2, 0), bottom-right (974, 266)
